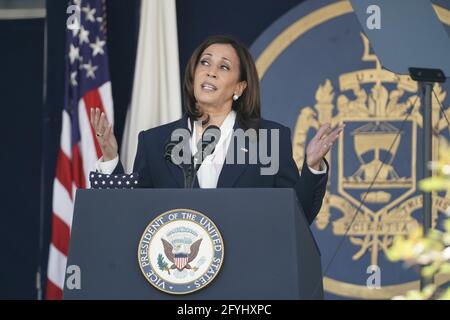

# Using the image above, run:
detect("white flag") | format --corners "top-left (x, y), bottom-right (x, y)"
top-left (121, 0), bottom-right (182, 172)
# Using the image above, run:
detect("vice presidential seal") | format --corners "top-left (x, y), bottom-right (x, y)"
top-left (138, 209), bottom-right (224, 295)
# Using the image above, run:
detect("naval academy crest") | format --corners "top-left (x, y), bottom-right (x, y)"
top-left (138, 209), bottom-right (224, 295)
top-left (251, 0), bottom-right (450, 299)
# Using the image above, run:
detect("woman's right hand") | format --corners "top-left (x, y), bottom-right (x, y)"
top-left (90, 107), bottom-right (118, 162)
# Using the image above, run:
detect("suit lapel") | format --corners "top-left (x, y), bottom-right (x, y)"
top-left (165, 161), bottom-right (184, 188)
top-left (217, 119), bottom-right (256, 188)
top-left (164, 115), bottom-right (191, 188)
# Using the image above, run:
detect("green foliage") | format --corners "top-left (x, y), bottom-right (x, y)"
top-left (387, 142), bottom-right (450, 300)
top-left (157, 253), bottom-right (168, 272)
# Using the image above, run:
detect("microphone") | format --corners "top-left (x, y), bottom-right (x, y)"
top-left (164, 137), bottom-right (193, 188)
top-left (164, 125), bottom-right (221, 188)
top-left (191, 125), bottom-right (221, 187)
top-left (193, 125), bottom-right (221, 167)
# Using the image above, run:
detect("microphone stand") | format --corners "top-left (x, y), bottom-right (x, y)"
top-left (189, 125), bottom-right (221, 188)
top-left (166, 125), bottom-right (221, 189)
top-left (189, 153), bottom-right (203, 189)
top-left (410, 67), bottom-right (446, 289)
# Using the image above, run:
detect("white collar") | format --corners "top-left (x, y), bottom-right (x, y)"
top-left (189, 110), bottom-right (236, 155)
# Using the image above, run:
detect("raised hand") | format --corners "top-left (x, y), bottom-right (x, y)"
top-left (306, 123), bottom-right (345, 170)
top-left (90, 107), bottom-right (118, 161)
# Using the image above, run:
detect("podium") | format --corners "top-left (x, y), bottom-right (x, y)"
top-left (63, 188), bottom-right (323, 299)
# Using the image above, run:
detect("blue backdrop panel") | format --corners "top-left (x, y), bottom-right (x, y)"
top-left (251, 0), bottom-right (450, 299)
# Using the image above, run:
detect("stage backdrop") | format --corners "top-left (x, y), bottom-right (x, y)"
top-left (251, 0), bottom-right (450, 299)
top-left (3, 0), bottom-right (449, 300)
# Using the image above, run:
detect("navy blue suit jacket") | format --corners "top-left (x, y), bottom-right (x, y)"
top-left (113, 115), bottom-right (328, 225)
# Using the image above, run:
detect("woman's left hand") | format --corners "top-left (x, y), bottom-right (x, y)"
top-left (306, 123), bottom-right (345, 170)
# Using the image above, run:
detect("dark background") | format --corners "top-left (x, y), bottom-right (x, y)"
top-left (0, 0), bottom-right (304, 299)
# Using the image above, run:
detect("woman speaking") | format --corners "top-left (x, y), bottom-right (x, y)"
top-left (90, 35), bottom-right (344, 225)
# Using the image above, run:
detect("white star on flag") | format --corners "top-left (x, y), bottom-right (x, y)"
top-left (90, 37), bottom-right (106, 56)
top-left (82, 4), bottom-right (97, 23)
top-left (82, 60), bottom-right (98, 79)
top-left (70, 71), bottom-right (78, 87)
top-left (69, 44), bottom-right (80, 64)
top-left (79, 26), bottom-right (90, 45)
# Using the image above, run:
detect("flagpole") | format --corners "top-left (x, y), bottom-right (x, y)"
top-left (37, 7), bottom-right (49, 301)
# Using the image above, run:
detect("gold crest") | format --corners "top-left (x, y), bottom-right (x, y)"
top-left (256, 0), bottom-right (450, 299)
top-left (292, 33), bottom-right (450, 296)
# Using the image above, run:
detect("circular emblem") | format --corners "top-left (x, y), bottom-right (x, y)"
top-left (138, 209), bottom-right (224, 295)
top-left (251, 0), bottom-right (450, 299)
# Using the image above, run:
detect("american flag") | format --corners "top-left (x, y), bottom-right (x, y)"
top-left (46, 0), bottom-right (113, 299)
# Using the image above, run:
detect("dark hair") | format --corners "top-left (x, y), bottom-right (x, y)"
top-left (183, 35), bottom-right (261, 130)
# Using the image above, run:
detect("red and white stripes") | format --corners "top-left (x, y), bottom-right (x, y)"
top-left (46, 83), bottom-right (113, 299)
